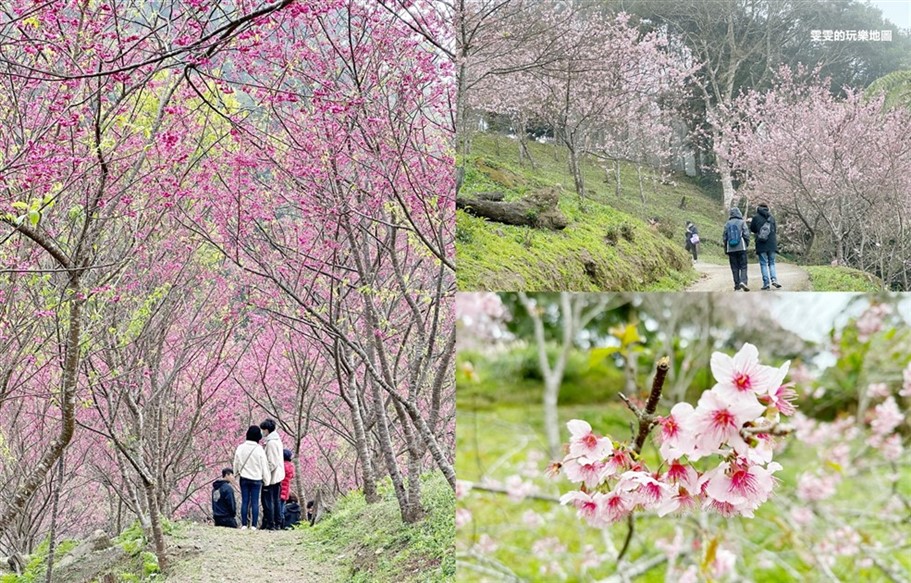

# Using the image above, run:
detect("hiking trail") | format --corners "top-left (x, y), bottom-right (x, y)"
top-left (686, 260), bottom-right (810, 292)
top-left (165, 522), bottom-right (339, 582)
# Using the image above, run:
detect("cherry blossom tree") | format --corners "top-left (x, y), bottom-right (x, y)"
top-left (466, 4), bottom-right (696, 200)
top-left (0, 0), bottom-right (454, 569)
top-left (725, 66), bottom-right (911, 289)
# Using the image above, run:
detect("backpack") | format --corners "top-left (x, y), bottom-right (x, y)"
top-left (726, 220), bottom-right (742, 247)
top-left (758, 217), bottom-right (772, 242)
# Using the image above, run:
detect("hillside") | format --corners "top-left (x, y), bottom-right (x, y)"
top-left (457, 133), bottom-right (890, 292)
top-left (457, 134), bottom-right (726, 291)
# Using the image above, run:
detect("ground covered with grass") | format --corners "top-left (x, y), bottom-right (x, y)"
top-left (305, 472), bottom-right (455, 583)
top-left (457, 134), bottom-right (714, 291)
top-left (805, 266), bottom-right (884, 292)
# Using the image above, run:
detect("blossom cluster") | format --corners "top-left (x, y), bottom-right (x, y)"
top-left (559, 344), bottom-right (795, 525)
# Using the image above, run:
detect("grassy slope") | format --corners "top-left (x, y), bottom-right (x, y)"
top-left (805, 265), bottom-right (883, 292)
top-left (304, 472), bottom-right (454, 583)
top-left (457, 133), bottom-right (890, 292)
top-left (456, 134), bottom-right (730, 291)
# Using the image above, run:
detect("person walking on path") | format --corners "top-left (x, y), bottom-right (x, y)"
top-left (750, 202), bottom-right (782, 290)
top-left (211, 468), bottom-right (238, 528)
top-left (234, 425), bottom-right (270, 530)
top-left (684, 221), bottom-right (700, 261)
top-left (723, 207), bottom-right (750, 291)
top-left (260, 418), bottom-right (286, 530)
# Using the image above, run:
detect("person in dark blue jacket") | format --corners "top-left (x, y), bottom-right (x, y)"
top-left (282, 493), bottom-right (302, 529)
top-left (749, 203), bottom-right (782, 290)
top-left (212, 468), bottom-right (238, 528)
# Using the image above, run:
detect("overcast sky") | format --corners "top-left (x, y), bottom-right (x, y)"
top-left (869, 0), bottom-right (911, 29)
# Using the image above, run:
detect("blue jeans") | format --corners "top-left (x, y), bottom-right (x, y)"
top-left (240, 478), bottom-right (262, 527)
top-left (758, 252), bottom-right (777, 287)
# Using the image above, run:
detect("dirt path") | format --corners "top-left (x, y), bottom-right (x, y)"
top-left (686, 259), bottom-right (810, 292)
top-left (165, 522), bottom-right (339, 583)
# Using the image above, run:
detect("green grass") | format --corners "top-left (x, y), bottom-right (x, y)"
top-left (457, 134), bottom-right (719, 291)
top-left (805, 265), bottom-right (884, 292)
top-left (304, 472), bottom-right (455, 583)
top-left (0, 539), bottom-right (80, 583)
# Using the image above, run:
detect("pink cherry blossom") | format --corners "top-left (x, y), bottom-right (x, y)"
top-left (690, 388), bottom-right (765, 457)
top-left (870, 396), bottom-right (904, 436)
top-left (711, 343), bottom-right (780, 401)
top-left (563, 457), bottom-right (610, 489)
top-left (657, 402), bottom-right (696, 460)
top-left (567, 419), bottom-right (612, 459)
top-left (704, 459), bottom-right (781, 513)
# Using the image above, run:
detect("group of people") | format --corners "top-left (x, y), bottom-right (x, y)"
top-left (684, 202), bottom-right (782, 292)
top-left (211, 419), bottom-right (303, 530)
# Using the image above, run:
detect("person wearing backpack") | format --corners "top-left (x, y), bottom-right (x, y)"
top-left (684, 221), bottom-right (700, 261)
top-left (723, 207), bottom-right (750, 291)
top-left (750, 202), bottom-right (782, 290)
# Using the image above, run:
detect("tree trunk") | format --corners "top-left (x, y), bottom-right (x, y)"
top-left (144, 482), bottom-right (168, 572)
top-left (0, 284), bottom-right (82, 539)
top-left (615, 159), bottom-right (621, 197)
top-left (347, 376), bottom-right (378, 503)
top-left (543, 377), bottom-right (561, 460)
top-left (394, 402), bottom-right (425, 523)
top-left (456, 190), bottom-right (567, 230)
top-left (637, 165), bottom-right (645, 203)
top-left (44, 456), bottom-right (64, 583)
top-left (719, 160), bottom-right (735, 212)
top-left (567, 146), bottom-right (585, 199)
top-left (516, 114), bottom-right (535, 169)
top-left (370, 381), bottom-right (416, 522)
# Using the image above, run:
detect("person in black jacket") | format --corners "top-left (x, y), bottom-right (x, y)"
top-left (749, 203), bottom-right (782, 290)
top-left (283, 493), bottom-right (302, 529)
top-left (212, 468), bottom-right (238, 528)
top-left (684, 221), bottom-right (699, 261)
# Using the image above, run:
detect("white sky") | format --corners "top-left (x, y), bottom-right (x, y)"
top-left (869, 0), bottom-right (911, 29)
top-left (771, 293), bottom-right (911, 343)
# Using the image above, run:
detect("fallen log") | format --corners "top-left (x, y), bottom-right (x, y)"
top-left (456, 187), bottom-right (567, 230)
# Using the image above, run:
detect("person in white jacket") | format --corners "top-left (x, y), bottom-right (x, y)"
top-left (259, 418), bottom-right (286, 530)
top-left (233, 425), bottom-right (270, 530)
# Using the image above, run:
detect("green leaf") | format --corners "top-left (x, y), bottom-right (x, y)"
top-left (28, 209), bottom-right (40, 226)
top-left (589, 346), bottom-right (620, 366)
top-left (11, 201), bottom-right (28, 210)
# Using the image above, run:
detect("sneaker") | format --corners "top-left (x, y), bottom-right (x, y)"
top-left (772, 281), bottom-right (782, 288)
top-left (241, 526), bottom-right (248, 530)
top-left (251, 526), bottom-right (257, 531)
top-left (761, 285), bottom-right (771, 291)
top-left (741, 284), bottom-right (750, 292)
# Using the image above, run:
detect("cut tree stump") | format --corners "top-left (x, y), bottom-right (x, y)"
top-left (456, 187), bottom-right (567, 230)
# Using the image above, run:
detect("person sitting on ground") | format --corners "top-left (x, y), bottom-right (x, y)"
top-left (283, 493), bottom-right (302, 529)
top-left (684, 220), bottom-right (700, 261)
top-left (280, 449), bottom-right (295, 517)
top-left (305, 500), bottom-right (315, 523)
top-left (723, 207), bottom-right (751, 291)
top-left (749, 202), bottom-right (782, 290)
top-left (212, 468), bottom-right (238, 528)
